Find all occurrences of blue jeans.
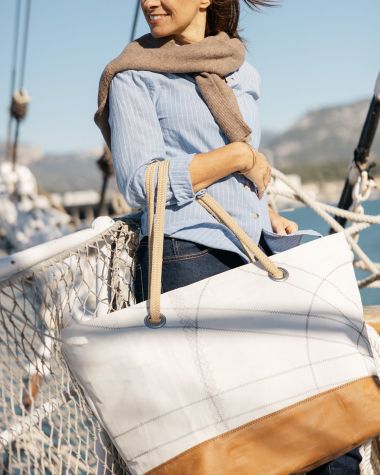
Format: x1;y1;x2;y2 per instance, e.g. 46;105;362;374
134;236;246;301
133;236;362;474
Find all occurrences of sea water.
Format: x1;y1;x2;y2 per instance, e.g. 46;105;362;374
283;198;380;305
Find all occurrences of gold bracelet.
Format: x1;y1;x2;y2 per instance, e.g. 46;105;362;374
238;142;257;175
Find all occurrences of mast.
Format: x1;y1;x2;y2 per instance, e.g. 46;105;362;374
329;72;380;232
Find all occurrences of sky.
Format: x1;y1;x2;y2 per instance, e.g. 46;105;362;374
0;0;379;154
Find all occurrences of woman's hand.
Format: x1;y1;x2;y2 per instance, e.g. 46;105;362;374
268;206;298;235
189;142;272;195
239;146;271;199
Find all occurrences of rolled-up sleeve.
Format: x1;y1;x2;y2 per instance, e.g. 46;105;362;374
108;71;195;209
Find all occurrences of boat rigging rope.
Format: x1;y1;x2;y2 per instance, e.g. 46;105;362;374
7;0;33;168
274;191;380;225
270;168;380;276
4;0;22;162
350;169;377;242
270;168;380;285
18;0;32;93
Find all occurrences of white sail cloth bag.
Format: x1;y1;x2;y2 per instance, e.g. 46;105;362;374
62;160;380;475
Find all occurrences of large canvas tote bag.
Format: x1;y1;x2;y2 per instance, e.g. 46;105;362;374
62;160;380;475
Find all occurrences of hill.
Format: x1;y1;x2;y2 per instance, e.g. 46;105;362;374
261;99;380;182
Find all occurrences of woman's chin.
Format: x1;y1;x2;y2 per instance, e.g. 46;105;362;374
149;28;171;38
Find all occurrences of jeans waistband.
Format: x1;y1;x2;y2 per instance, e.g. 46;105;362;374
139;236;210;259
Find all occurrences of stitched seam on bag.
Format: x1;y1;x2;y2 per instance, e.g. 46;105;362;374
194;278;229;432
146;376;375;473
147;377;375;471
302;260;366;393
163;249;210;262
196;310;366;342
264;259;361;313
130;376;377;463
77;317;369;346
112;351;374;442
235;262;365;343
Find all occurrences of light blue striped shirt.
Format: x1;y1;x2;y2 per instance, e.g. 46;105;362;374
108;61;315;262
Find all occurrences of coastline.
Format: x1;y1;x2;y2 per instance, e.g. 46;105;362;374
274;176;380;208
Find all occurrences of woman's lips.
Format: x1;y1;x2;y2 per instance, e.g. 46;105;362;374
149;14;169;25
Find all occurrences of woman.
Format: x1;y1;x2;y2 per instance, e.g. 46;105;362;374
95;1;362;473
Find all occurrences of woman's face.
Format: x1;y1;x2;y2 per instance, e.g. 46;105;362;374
140;0;211;44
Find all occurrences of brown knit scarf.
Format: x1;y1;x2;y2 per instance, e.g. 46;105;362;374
94;31;252;149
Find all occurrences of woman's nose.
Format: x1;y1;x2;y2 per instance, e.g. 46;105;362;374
142;0;161;8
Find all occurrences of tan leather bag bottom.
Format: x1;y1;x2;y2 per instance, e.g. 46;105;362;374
148;376;380;475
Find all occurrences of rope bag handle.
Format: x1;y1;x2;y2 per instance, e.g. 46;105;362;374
144;160;287;328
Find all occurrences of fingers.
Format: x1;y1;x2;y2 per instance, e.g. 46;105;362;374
259;170;271;199
272;219;287;235
256;164;272;199
277;226;287;236
242;150;271;199
257;180;267;199
270;215;299;235
285;221;298;234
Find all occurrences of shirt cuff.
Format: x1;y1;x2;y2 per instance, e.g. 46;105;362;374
168;153;196;206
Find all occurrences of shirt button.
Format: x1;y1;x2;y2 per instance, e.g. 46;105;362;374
251;212;260;219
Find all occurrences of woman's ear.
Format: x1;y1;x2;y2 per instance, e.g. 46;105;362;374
200;0;212;9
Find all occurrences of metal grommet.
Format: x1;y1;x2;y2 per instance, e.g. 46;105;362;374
144;314;167;329
268;267;289;282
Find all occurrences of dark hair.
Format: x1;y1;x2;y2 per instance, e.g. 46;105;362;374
205;0;276;42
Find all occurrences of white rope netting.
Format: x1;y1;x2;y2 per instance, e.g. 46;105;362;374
0;219;139;474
